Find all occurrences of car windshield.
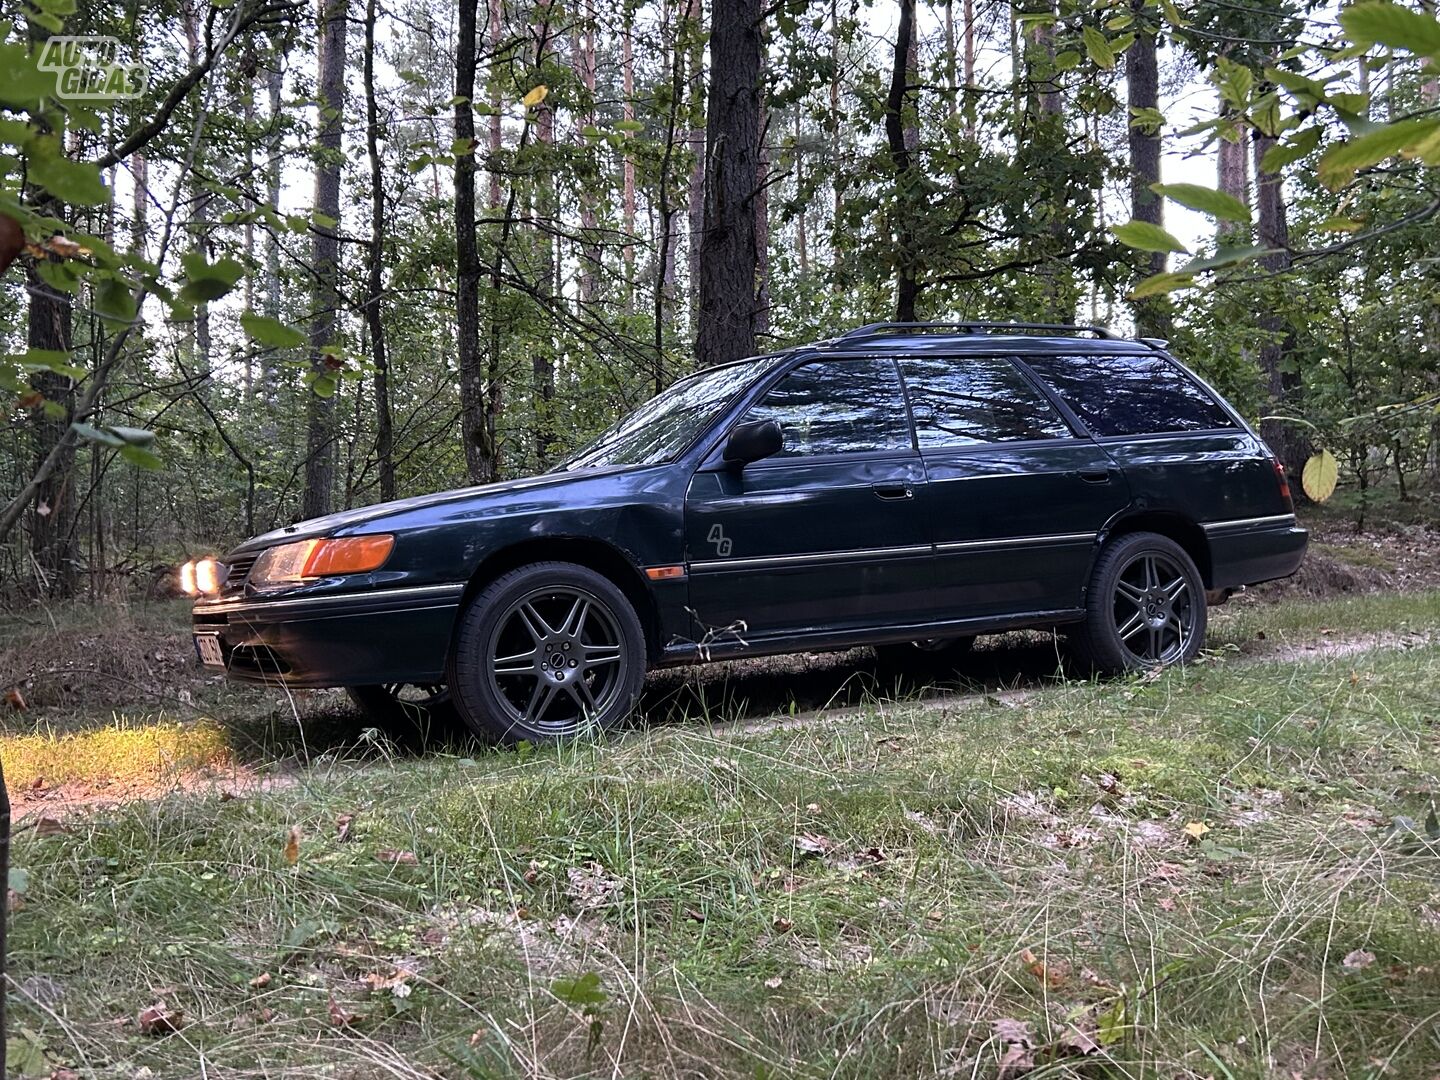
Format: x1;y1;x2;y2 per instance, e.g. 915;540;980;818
558;356;781;471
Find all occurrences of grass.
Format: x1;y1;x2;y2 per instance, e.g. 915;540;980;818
0;715;230;792
5;594;1440;1078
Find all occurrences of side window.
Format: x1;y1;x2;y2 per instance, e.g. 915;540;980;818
900;357;1072;447
743;359;911;457
1024;353;1236;436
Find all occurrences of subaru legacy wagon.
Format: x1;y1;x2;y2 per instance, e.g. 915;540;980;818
187;322;1307;744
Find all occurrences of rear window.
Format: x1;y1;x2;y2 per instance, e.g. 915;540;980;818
1023;353;1235;436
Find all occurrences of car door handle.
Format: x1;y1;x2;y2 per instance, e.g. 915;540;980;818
1070;469;1114;484
871;483;914;501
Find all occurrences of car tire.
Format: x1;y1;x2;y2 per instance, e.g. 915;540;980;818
874;635;976;671
1070;531;1207;675
447;561;647;744
345;684;460;752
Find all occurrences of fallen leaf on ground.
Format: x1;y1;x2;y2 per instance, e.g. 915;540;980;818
282;825;301;865
5;687;26;711
375;849;418;865
1019;948;1068;988
684;907;705;923
335;813;355;842
1058;1025;1101;1056
1157;895;1177;912
50;1068;81;1080
1182;821;1211;841
138;1003;184;1035
1342;948;1376;973
32;817;69;837
360;968;413;991
248;972;272;989
773;916;794;933
763;975;783;989
794;832;832;856
327;994;356;1027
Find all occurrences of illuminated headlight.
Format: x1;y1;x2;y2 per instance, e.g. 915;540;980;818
195;557;228;594
181;558;227;596
249;535;395;589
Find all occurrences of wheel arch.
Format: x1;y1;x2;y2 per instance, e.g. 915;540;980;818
449;536;661;664
1099;510;1213;587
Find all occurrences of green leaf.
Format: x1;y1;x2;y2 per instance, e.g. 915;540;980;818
179;252;244;303
551;971;607;1009
1314;215;1366;233
108;425;155;446
1301;449;1338;503
7;867;29;894
1130;106;1165;133
95;275;136;326
1081;25;1115;70
1176;245;1275;274
119;443;163;470
28;149;109;206
1316;117;1440;189
1150;183;1251;223
1260;126;1322;172
0;42;56;108
1213;57;1254;110
1159;0;1187;28
613;118;645;133
241;311;306;349
1129;271;1194;298
1112;220;1188;254
1339;1;1440;57
71;421;123;447
17;349;85;379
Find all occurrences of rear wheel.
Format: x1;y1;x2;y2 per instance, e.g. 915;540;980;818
1070;531;1206;674
448;561;647;744
345;683;459;751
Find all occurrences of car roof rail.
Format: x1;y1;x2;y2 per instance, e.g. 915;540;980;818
831;320;1123;343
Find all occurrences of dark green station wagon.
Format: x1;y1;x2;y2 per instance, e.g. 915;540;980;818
187;322;1307;744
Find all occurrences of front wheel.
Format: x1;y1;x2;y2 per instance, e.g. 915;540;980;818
1069;532;1206;675
447;561;647;744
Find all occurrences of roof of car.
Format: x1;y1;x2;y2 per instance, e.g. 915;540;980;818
816;332;1155;355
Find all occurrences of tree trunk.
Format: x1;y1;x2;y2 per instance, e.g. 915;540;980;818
1126;1;1169;338
303;0;348;520
456;0;493;484
263;63;283;402
695;0;761;367
1254;128;1309;483
573;0;599;305
962;0;976;138
885;0;920;322
27;252;77;596
754;55;770;338
685;0;705;340
532;0;556;467
1217;104;1250;242
622;14;638;314
364;0;395;501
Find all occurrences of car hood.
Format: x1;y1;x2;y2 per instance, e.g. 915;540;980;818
237;465;636;551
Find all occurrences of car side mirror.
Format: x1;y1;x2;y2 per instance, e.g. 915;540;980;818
722;419;783;467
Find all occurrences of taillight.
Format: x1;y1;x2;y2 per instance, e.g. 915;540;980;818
1271;457;1294;512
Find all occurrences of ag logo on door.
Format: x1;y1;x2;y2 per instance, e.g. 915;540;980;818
707;524;733;557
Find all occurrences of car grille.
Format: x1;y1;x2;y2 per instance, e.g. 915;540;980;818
224;553;259;591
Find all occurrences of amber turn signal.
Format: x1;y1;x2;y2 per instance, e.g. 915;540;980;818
301;534;395;577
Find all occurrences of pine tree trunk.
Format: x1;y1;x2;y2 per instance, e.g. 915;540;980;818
303;0;348;520
1126;2;1169;338
754;58;770;338
364;0;395;500
685;0;705;340
885;0;920;322
532;0;556;467
573;0;599;305
622;16;638;314
27;250;76;596
1217;101;1250;242
456;0;493;483
696;0;761;367
264;65;283;403
1254;128;1310;484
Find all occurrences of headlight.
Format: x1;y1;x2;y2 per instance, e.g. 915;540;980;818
181;557;227;596
249;535;395;588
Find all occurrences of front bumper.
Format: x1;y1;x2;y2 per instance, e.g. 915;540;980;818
192;583;464;688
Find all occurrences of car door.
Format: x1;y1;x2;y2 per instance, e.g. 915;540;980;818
683;357;931;641
899;355;1132;619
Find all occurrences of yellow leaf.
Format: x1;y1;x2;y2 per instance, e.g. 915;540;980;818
520;85;548;108
1183;821;1210;841
1302;449;1339;503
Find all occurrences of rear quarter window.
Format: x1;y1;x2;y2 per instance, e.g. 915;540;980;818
1023;353;1236;437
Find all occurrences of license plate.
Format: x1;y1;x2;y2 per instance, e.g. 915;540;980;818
194;633;225;668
